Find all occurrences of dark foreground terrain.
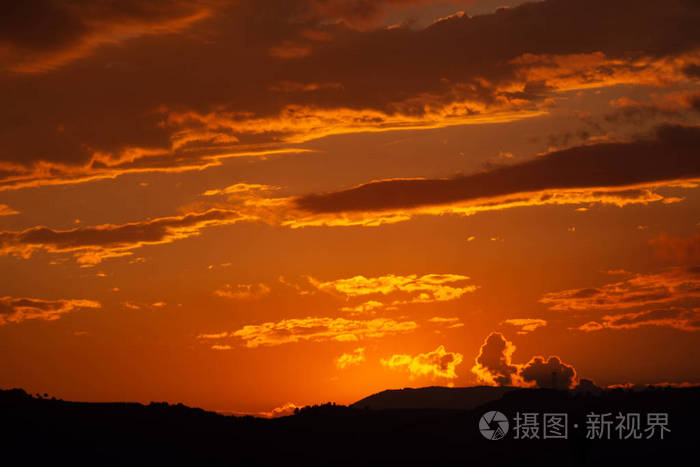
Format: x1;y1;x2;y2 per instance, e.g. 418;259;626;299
1;386;698;466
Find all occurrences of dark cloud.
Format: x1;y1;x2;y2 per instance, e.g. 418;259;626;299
0;296;101;325
0;0;698;189
542;266;700;312
573;378;603;395
472;331;580;388
682;63;700;78
602;92;700;127
611;308;693;326
692;95;700;112
604;106;682;126
578;307;700;333
0;0;210;70
296;124;700;213
302;0;476;29
520;356;577;390
650;234;700;263
0;209;242;264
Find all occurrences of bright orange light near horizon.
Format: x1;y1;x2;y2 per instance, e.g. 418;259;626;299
0;0;698;424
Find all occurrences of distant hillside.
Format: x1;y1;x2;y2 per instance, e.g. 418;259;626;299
351;385;516;410
2;386;699;466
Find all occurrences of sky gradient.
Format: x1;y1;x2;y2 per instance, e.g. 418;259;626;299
1;0;699;415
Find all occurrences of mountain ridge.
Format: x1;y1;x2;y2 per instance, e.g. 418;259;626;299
350;385;518;410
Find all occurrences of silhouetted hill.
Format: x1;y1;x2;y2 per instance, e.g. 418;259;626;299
351;385;516;410
2;386;698;466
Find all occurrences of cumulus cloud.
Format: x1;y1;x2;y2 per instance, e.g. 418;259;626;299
295;125;700;214
0;296;101;325
471;332;578;389
471;332;520;386
519;356;577;390
336;347;366;369
199;317;418;348
381;345;463;380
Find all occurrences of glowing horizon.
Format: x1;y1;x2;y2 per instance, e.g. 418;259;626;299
1;0;699;415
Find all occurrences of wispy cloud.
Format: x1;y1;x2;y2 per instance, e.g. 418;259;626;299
0;204;19;216
501;318;547;335
309;273;476;311
541;267;700;312
0;296;101;325
0;209;245;265
577;308;699;333
199;317;418;348
213;283;271;300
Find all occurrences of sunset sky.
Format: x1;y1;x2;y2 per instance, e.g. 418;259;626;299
1;0;699;415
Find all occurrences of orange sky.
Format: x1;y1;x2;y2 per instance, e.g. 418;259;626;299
1;0;699;415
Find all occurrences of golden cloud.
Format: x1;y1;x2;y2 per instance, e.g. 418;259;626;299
336;347;366;369
199;317;418;348
381;345;463;380
340;300;387;315
511;51;697;94
256;402;299;418
428;316;464;329
210;344;232;351
214;283;271;300
308;273;476;312
163;103;545;152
